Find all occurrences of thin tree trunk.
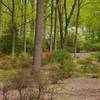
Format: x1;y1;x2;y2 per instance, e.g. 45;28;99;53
63;0;68;49
64;0;77;49
23;0;27;52
57;0;64;49
74;0;80;58
34;0;44;69
50;0;54;51
0;0;2;36
30;2;35;39
20;3;24;36
19;89;22;100
11;0;15;57
54;4;57;50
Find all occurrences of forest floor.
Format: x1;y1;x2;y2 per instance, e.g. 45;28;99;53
51;78;100;100
52;52;100;100
0;52;100;100
0;78;100;100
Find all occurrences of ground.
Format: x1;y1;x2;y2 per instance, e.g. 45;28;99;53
0;52;100;100
51;78;100;100
0;78;100;100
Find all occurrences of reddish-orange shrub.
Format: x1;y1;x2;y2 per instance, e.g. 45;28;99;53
43;51;53;60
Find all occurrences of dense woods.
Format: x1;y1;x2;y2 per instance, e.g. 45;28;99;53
0;0;100;100
0;0;99;54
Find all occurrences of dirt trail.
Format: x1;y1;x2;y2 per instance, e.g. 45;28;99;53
52;78;100;100
0;78;100;100
72;53;90;59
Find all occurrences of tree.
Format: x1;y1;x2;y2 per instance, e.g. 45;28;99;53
23;0;27;52
50;0;54;51
57;0;64;49
0;0;2;36
63;0;77;49
34;0;45;69
11;0;16;57
74;0;81;57
54;1;58;50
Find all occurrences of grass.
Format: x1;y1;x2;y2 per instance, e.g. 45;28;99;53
0;69;16;81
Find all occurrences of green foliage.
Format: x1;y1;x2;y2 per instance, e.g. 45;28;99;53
0;34;34;54
43;50;76;82
91;52;100;62
0;70;16;81
52;50;72;64
48;61;76;83
77;57;100;73
18;52;33;68
18;52;30;60
83;41;100;51
0;34;23;54
63;59;76;78
0;53;32;70
0;34;12;54
10;69;33;90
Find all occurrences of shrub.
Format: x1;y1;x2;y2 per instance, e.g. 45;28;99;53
43;51;53;61
48;62;76;83
91;52;100;62
77;57;100;73
18;52;32;69
0;56;14;70
43;51;76;83
52;50;72;64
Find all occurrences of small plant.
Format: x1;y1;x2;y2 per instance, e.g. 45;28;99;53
43;51;53;61
9;69;33;100
18;52;32;69
77;56;100;74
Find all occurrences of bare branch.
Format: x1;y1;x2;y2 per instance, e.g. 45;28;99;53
68;0;77;24
1;1;12;13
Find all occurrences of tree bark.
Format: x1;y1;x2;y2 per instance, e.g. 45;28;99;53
50;0;54;51
34;0;44;69
23;0;27;52
11;0;15;57
20;2;24;36
54;3;57;50
63;0;68;49
0;0;2;36
64;0;77;49
74;0;80;58
57;0;64;49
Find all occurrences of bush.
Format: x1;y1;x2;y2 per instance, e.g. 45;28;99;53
0;34;34;54
0;56;14;70
77;57;100;73
47;62;76;83
43;50;76;83
91;52;100;62
0;53;33;70
18;52;33;69
51;50;72;64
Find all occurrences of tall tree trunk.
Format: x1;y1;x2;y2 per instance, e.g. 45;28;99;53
30;2;35;39
0;0;2;36
20;2;24;36
57;0;64;49
74;0;80;58
50;0;54;51
23;0;27;52
63;0;68;49
64;0;77;49
54;3;57;50
11;0;15;57
34;0;44;69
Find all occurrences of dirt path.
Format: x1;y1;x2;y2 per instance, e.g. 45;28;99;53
0;78;100;100
52;78;100;100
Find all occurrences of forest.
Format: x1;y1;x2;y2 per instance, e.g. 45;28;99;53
0;0;100;100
